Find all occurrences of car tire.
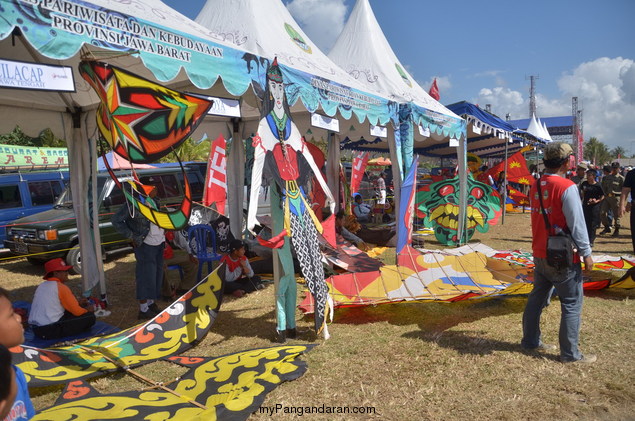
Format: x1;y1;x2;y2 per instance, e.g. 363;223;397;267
66;246;81;275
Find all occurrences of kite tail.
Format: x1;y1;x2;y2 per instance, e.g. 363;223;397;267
289;210;329;336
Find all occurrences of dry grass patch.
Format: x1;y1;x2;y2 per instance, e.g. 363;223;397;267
1;211;634;419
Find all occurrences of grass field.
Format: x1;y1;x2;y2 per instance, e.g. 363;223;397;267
1;212;634;420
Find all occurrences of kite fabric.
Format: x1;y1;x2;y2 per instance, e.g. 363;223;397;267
80;60;213;230
79;61;214;163
247;58;334;338
299;245;532;313
202;134;228;214
299;243;634;314
416;175;502;246
12;264;224;388
485;150;535;185
350;151;370;195
396;156;419;253
32;345;314;421
102;153;194;231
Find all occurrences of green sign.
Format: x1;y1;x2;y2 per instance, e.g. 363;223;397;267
0;144;68;167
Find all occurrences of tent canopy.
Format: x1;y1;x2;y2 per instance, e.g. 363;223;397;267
194;0;398;141
328;0;464;144
414;101;545;158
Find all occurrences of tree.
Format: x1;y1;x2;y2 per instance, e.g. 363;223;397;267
0;126;67;147
611;146;627;160
583;137;611;166
157;137;210;163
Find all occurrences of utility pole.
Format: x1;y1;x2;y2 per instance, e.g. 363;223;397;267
527;75;539;118
572;97;579;164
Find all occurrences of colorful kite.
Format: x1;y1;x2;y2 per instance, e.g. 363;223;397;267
11;265;224;387
32;345;313;421
299;243;634;313
416;175;502;246
79;61;213;230
299;245;532;313
79;61;213;163
247;58;334;339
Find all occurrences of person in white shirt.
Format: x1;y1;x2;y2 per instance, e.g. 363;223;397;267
112;185;165;320
352;193;372;222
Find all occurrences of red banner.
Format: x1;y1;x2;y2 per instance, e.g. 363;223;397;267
429;78;440;101
350;151;369;195
202;134;227;213
486;150;535;185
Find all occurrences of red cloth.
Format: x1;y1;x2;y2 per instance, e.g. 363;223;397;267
272;143;300;181
202;134;227;213
321;214;336;248
220;254;247;272
486;151;535;185
257;229;288;249
530;175;580;263
429;78;440;100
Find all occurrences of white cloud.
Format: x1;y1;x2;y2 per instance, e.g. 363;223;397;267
474;57;635;149
285;0;347;52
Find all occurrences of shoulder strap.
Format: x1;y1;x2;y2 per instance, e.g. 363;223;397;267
536;179;552;234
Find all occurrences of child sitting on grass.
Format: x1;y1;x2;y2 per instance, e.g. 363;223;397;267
0;287;35;420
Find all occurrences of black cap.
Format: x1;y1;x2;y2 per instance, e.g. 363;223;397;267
229;239;245;252
611;162;621;168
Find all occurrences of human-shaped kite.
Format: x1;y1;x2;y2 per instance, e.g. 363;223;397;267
248;58;334;340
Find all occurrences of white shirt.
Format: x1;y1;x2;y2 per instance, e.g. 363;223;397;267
144;223;165;246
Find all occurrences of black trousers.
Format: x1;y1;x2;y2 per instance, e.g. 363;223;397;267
631;210;635;255
32;311;96;339
224;275;262;294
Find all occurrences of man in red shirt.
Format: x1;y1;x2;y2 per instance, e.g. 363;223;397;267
521;142;595;363
28;258;96;339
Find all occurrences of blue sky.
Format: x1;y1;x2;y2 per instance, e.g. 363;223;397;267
163;0;635;151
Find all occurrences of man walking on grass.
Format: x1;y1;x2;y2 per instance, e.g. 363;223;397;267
521;142;596;363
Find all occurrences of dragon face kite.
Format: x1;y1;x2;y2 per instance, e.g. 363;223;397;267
416;175;502;245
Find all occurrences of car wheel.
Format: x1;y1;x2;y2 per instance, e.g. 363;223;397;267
66;246;81;275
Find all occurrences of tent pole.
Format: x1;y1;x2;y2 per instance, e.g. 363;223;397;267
227;117;245;239
326;131;341;211
501;139;509;225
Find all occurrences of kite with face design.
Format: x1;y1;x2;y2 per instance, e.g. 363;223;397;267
416;175;502;246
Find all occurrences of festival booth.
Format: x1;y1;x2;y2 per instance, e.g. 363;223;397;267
193;0;399;217
328;0;466;242
0;0;397;298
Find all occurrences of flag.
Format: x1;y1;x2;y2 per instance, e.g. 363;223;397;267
396;156;419;253
508;187;530;206
350;151;369;195
202;134;227;213
485;150;535;185
429;78;440;101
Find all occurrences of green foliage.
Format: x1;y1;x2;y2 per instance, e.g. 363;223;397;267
583;137;612;165
156;137;209;163
611;146;627;159
0;126;67;147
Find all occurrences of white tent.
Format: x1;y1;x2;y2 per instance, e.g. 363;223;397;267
0;0;397;294
328;0;468;241
194;0;399;211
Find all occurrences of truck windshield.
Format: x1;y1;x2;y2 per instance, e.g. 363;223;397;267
55;178;108;208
